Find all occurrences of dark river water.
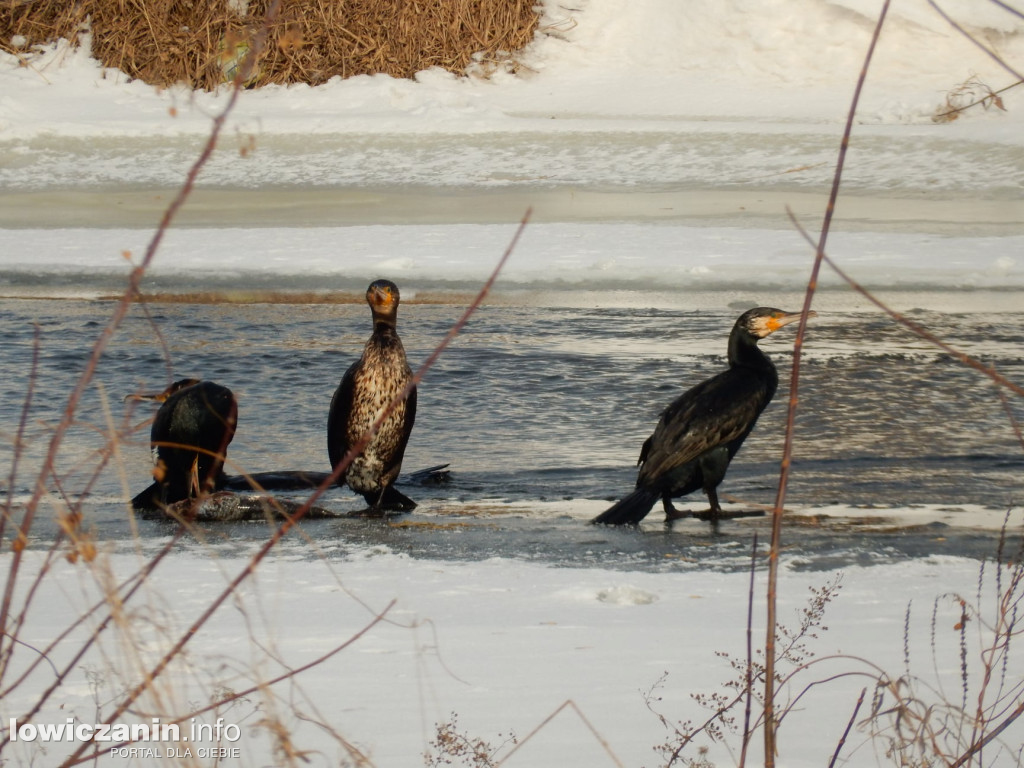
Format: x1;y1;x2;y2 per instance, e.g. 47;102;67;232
1;294;1022;571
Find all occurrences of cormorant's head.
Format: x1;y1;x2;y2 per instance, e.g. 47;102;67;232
366;279;401;322
737;307;816;339
124;378;202;403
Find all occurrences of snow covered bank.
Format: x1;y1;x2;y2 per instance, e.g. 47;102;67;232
2;547;1019;767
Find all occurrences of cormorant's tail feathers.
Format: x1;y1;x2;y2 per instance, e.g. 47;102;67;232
223;470;331;492
131;482;161;512
405;463;451;485
591;487;659;526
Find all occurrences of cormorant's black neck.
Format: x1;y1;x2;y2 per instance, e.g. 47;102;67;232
371;318;403;351
728;329;773;372
372;315;398;335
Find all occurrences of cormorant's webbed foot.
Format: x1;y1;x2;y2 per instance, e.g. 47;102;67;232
699;489;723;531
662;494;691;523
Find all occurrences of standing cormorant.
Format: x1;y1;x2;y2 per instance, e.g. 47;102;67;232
328;279;418;513
127;379;238;511
592;307;815;528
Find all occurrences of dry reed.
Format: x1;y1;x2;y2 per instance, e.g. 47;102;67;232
0;0;539;89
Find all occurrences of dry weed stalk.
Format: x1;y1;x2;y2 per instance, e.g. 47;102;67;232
865;523;1024;767
757;0;1024;764
2;7;275;759
761;0;1024;763
0;0;278;704
644;573;845;767
425;712;518;767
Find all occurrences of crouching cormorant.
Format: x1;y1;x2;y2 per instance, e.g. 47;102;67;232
128;379;237;511
328;279;418;513
128;379;342;521
592;307;815;528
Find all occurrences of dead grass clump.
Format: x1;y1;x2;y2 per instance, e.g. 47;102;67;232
0;0;540;89
933;74;1013;123
0;1;88;55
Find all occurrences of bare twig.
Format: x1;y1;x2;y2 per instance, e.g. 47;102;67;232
925;0;1024;84
65;599;398;763
0;0;283;746
0;4;281;677
2;526;192;748
739;533;758;768
0;324;40;547
764;3;892;764
829;688;866;768
495;699;624;767
783;212;1024;400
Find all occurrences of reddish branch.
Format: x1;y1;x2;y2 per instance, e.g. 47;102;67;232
763;2;892;764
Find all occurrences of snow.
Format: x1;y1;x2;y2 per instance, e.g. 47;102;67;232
2;546;1014;767
2;0;1023;302
4;0;1024;136
1;0;1023;765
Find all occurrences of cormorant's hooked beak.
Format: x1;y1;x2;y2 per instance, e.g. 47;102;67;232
747;309;817;339
123;378;202;404
370;284;396;309
367;280;400;320
766;309;816;333
124;391;166;404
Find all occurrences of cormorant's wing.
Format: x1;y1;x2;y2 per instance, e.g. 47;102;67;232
377;383;417;487
638;370;772;483
637;434;653;467
398;385;417;459
327;360;360;472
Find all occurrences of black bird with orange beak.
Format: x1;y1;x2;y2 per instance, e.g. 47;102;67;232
127;379;238;512
328;279;418;513
593;307;815;528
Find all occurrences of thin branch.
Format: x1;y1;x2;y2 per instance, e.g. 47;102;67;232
0;323;40;547
829;688;866;768
925;0;1024;83
0;5;277;671
764;3;892;765
65;600;397;764
739;533;758;768
2;1;283;732
949;697;1024;768
784;213;1024;400
2;526;192;749
495;699;624;768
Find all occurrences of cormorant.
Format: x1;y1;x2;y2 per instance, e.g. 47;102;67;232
592;307;815;528
127;380;350;522
328;279;418;513
128;379;237;511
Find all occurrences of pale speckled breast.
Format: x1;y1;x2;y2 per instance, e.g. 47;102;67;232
345;336;413;493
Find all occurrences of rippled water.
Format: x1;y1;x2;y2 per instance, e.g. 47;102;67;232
2;294;1022;569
